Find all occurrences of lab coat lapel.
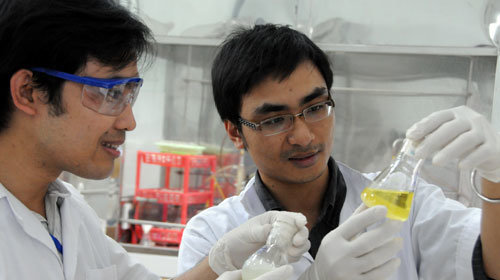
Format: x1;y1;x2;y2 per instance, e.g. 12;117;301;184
0;184;61;261
337;162;373;223
240;177;265;217
61;195;82;279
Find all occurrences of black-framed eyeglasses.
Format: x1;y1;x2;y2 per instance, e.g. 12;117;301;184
238;99;335;136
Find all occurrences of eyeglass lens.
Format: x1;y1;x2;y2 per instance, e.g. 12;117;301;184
81;81;141;116
260;101;332;136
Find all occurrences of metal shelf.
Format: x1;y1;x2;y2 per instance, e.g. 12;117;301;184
154;35;498;56
120;243;179;256
332;86;470;97
155;35;221;47
317;44;497;56
120;218;186;229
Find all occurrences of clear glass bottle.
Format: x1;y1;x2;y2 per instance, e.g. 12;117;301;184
241;216;295;280
361;139;423;221
139;224;154;246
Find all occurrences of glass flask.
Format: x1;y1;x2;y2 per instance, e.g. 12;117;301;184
360;139;423;221
241;216;295;280
139;224;154;246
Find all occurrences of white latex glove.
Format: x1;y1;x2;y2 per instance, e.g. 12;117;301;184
299;205;403;280
406;105;500;183
216;265;294;280
209;211;310;275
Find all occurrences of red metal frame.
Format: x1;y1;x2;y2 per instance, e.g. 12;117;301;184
132;151;216;245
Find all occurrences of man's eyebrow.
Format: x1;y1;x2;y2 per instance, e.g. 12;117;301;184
252;87;328;116
300;87;328;105
253;103;288;116
109;72;140;79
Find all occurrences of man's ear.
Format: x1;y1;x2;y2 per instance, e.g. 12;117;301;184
224;120;245;149
9;69;38;115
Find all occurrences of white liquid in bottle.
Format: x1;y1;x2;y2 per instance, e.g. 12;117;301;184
241;262;276;280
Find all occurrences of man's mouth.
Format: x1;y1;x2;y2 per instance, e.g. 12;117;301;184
286;151;320;168
101;140;124;157
102;142;120;150
289;152;318;161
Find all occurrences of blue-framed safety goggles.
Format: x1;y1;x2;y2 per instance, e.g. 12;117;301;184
31;67;143;116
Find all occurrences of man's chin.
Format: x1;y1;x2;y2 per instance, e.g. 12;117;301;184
72;166;114;180
290;166;328;184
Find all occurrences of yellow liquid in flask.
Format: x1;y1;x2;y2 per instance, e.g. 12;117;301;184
360;188;414;221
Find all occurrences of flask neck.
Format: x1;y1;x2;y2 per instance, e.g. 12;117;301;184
395;139;421;168
396;151;421;169
266;226;288;250
263;218;296;266
390;139;424;188
265;219;294;249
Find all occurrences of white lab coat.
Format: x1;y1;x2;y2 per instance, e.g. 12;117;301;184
0;180;159;280
178;162;481;279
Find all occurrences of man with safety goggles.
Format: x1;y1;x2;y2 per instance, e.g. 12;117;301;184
0;0;158;278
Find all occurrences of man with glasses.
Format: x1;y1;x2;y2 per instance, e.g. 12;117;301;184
178;24;500;279
0;1;311;279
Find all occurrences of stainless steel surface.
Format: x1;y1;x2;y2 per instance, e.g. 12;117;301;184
470;169;500;203
332;86;469;97
120;243;179;256
316;44;496;56
120;218;186;229
155;35;498;55
331;52;494;171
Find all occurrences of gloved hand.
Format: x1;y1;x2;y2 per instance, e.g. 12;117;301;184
406;105;500;183
299;205;403;280
216;265;294;280
209;211;310;275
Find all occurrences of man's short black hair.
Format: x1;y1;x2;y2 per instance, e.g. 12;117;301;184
0;0;154;132
211;24;333;125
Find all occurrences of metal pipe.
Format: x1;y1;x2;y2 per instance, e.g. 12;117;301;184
120;218;186;229
332;86;469;97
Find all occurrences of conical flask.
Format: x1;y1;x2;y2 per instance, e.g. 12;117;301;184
361;139;423;221
241;216;295;280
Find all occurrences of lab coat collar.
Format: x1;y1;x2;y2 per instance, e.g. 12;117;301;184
47;180;71;198
336;162;373;223
50;179;83;279
0;182;62;262
60;195;81;279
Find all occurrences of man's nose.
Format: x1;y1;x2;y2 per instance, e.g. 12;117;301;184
115;104;136;131
286;115;314;146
